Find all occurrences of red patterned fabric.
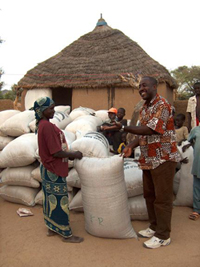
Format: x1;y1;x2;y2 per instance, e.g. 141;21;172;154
138;94;180;170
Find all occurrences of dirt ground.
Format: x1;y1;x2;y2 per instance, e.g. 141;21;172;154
0;197;200;267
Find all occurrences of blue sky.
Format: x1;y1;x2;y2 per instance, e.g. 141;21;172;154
1;0;200;90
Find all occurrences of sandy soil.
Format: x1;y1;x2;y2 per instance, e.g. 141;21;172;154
0;197;200;267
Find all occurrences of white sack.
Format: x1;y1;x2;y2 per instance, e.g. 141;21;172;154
128;195;148;221
0;110;21;128
65;119;96;136
69;106;95;121
0;133;38;168
54;105;71;115
50;111;72;129
74;155;137;239
123;159;143;197
0;136;15;150
94;110;109;122
67;168;81;188
25;88;52;110
173;141;194;207
69;132;110;158
0;185;39;206
31;165;42;182
0;110;35;137
74;115;103;126
69;190;83;212
62;130;76;146
0;165;40;188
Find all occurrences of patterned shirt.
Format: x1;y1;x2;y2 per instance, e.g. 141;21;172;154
138;94;180;170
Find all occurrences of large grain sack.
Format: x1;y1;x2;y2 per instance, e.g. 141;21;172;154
73;115;103;139
173;141;194;207
123;159;143;197
69;190;83;212
69;107;95;121
74;155;137;239
54;105;71;115
50;111;72;129
67;168;81;188
0;185;39;206
0;109;21;128
65;119;96;136
94;110;109;122
0;136;15;150
25;88;52;110
0;133;38;168
74;115;103;126
69;132;110;158
128;195;148;221
0;110;35;137
0;165;40;188
31;165;42;182
62;130;76;146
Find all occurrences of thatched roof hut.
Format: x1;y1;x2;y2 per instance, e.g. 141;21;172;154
17;16;177;118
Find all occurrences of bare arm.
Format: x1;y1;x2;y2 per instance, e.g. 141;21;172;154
102;122;156;135
187;112;191;133
122;136;139;157
53;150;83;160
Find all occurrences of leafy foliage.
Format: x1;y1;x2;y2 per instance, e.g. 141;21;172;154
171;66;200;100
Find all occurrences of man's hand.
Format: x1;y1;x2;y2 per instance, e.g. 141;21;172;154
122;146;132;157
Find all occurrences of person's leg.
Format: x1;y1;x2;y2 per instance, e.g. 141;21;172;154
193;176;200;213
142;170;157;231
151;161;177;240
189;175;200;220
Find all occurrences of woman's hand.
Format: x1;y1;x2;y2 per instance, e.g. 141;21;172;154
69;151;83;160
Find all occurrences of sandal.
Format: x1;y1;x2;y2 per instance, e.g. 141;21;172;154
189;212;199;221
62;235;84;243
46;229;57;236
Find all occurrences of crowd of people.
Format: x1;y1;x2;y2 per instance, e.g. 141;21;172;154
33;78;200;249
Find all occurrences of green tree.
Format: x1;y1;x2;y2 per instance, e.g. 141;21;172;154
171;66;200;100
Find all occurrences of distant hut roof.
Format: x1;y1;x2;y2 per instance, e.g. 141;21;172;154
17;16;177;90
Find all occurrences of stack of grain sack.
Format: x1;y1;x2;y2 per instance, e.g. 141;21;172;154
0;104;193;237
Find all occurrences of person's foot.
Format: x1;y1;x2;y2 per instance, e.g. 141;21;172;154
189;211;199;221
62;235;84;243
138;227;155;238
143;236;171;249
46;229;56;236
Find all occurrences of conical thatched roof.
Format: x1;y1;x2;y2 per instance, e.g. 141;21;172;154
17;16;177;90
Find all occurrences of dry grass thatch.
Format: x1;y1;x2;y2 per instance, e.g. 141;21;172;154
17;17;177;90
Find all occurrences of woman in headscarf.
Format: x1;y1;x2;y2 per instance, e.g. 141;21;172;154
33;97;84;243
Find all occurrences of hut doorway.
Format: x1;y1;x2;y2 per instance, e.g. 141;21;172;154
52;87;72;108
